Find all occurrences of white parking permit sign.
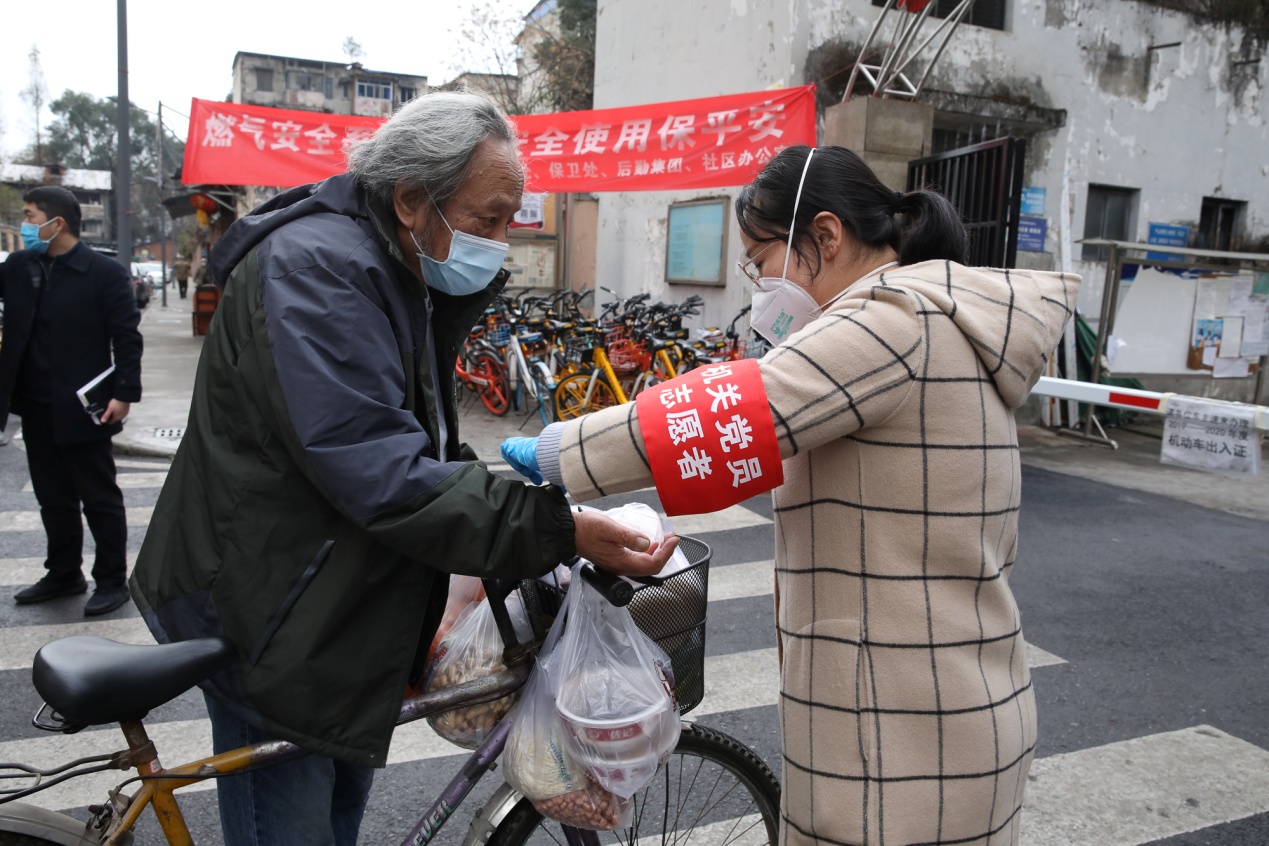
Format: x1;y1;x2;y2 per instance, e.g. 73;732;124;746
1160;396;1261;476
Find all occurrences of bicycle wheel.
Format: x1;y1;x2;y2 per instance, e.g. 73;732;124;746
0;801;94;845
532;366;557;426
555;373;618;421
486;722;780;846
472;349;511;416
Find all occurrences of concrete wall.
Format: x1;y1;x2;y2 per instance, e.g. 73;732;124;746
592;0;1269;331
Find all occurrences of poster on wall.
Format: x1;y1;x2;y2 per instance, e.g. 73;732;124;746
504;241;556;288
666;199;727;285
1146;223;1190;262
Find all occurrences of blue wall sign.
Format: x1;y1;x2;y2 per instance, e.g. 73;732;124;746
1017;216;1047;252
1020;186;1046;216
1146;222;1190;262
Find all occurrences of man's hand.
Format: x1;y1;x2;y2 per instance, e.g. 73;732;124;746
100;400;130;425
573;509;679;578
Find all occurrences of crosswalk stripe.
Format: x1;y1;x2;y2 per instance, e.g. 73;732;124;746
22;472;168;493
0;555;139;589
2;618;153;672
0;507;153;532
0;559;1068;672
1020;724;1269;845
667;504;772;535
114;459;172;470
1;640;1071;814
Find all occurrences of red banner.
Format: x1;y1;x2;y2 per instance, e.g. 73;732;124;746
181;85;817;192
635;360;783;517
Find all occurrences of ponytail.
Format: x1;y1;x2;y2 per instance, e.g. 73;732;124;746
893;189;970;266
739;146;971;270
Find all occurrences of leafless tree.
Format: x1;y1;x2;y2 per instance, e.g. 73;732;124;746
343;37;365;63
20;45;48;165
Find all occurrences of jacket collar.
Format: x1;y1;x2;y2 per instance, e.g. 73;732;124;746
54;241;91;274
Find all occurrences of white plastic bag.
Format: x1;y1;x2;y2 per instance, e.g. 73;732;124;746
424;592;533;749
578;503;692;580
551;562;680;799
504;591;634;830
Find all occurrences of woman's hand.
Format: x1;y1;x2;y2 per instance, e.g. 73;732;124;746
573;509;679;578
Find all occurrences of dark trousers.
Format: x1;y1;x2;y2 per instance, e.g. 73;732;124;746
205;694;374;846
20;404;128;588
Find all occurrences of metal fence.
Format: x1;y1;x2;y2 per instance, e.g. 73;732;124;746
906;136;1026;268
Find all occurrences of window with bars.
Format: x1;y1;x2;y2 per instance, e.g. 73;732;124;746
1196;197;1245;252
1082;185;1139;262
870;0;1007;31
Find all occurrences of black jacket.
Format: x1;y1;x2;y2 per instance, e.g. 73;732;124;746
0;244;143;443
131;174;575;766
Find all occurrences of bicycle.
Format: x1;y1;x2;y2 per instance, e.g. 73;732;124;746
455;325;511;417
0;538;781;846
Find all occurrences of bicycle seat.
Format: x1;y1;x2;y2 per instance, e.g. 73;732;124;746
33;636;234;726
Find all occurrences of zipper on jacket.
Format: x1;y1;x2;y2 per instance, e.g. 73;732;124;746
248;539;335;667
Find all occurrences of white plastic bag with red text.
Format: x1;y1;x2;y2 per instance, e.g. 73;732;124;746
550;562;679;799
504;589;634;830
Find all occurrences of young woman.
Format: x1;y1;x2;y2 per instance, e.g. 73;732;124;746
505;145;1080;846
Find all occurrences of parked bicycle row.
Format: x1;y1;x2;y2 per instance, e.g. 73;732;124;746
454;287;772;424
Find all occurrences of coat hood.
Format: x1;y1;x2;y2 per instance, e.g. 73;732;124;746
869;260;1080;408
207;174;377;288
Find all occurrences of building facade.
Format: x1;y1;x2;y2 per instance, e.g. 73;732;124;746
1;164;114;247
588;0;1268;336
231;52;428;118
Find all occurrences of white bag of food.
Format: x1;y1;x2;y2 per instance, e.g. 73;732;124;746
504;590;633;830
551;562;680;799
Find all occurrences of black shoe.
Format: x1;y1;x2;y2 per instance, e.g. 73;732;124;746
14;576;89;605
84;586;131;617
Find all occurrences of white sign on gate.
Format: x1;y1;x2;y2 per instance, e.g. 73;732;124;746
1160;396;1261;476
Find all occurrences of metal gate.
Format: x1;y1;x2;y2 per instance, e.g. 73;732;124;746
906;136;1026;268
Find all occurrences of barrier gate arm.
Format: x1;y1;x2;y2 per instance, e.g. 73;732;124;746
1030;376;1269;449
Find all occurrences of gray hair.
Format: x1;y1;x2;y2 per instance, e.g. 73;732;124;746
345;90;519;209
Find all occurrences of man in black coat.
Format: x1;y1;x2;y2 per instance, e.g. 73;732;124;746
0;186;143;616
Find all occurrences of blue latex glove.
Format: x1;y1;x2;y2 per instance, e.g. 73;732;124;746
501;437;543;485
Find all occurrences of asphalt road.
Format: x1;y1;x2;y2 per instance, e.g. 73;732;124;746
0;426;1266;845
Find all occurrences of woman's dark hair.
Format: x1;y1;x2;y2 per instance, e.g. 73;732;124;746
22;186;82;238
735;145;968;271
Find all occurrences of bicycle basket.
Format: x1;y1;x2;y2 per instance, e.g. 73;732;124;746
489;323;512;348
608;339;651;373
519;535;710;715
564;335;596;365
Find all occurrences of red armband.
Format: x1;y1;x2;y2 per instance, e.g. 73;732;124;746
634;359;783;516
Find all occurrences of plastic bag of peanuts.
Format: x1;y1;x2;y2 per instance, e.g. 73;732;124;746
423;592;533;749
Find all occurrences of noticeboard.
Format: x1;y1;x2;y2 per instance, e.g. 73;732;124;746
665;199;728;286
1017;216;1047;252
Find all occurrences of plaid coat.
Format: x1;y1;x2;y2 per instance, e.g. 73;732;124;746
551;260;1080;846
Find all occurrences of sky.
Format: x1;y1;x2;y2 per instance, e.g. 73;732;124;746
0;0;541;160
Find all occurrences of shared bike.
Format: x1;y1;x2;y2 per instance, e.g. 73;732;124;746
0;538;781;846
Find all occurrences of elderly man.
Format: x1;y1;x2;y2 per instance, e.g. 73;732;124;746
129;92;676;846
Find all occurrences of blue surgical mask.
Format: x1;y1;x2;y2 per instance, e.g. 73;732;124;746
411;207;508;297
20;219;57;254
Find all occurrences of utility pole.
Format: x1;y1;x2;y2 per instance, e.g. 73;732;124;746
115;0;131;271
156;101;167;307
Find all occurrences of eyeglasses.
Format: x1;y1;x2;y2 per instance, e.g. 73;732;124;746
736;241;779;284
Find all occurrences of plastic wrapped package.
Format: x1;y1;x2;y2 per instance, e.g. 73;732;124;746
423;592;533;749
